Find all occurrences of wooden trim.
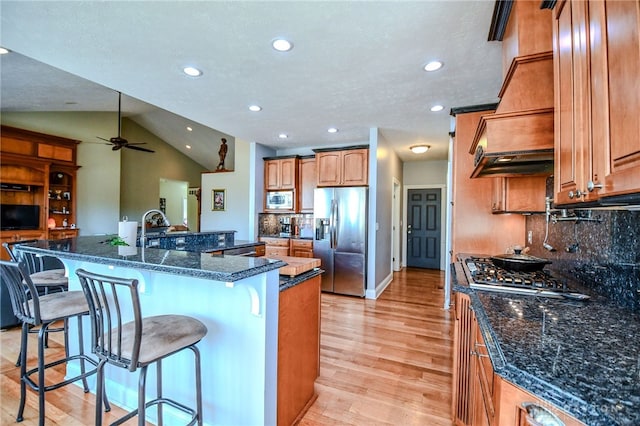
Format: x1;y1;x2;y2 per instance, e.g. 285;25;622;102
488;0;514;41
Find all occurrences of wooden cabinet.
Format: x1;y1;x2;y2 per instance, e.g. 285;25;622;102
278;274;321;425
290;238;313;258
315;147;368;187
0;230;47;260
260;237;290;257
491;176;547;214
452;292;474;425
298;156;316;213
552;0;640;205
496;379;584;426
471;313;495;426
265;157;298;191
48;229;79;240
1;126;80;243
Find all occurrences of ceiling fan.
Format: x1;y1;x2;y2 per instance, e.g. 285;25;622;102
97;91;155;153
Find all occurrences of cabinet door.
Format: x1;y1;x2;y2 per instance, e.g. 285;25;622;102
299;158;316;212
589;0;640;197
553;0;593;204
0;231;47;260
341;149;368;186
452;292;474;424
316;152;342;187
265;160;282;190
492;177;547;213
279;158;297;190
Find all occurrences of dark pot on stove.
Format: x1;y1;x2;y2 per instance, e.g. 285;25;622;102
490;249;551;272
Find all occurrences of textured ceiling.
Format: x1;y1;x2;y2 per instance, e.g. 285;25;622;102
0;1;503;169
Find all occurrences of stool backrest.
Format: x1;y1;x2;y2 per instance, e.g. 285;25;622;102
3;240;61;274
0;259;42;325
75;269;142;371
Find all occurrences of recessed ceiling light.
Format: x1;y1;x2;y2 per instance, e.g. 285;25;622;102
186;145;192;149
327;127;338;133
183;66;202;77
272;38;293;52
186;126;193;132
430;105;444;112
410;145;430;154
0;47;10;55
249;105;262;112
278;133;288;139
424;61;443;72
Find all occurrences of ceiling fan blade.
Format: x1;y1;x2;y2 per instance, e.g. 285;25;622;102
125;145;155;153
96;136;112;143
112;145;123;151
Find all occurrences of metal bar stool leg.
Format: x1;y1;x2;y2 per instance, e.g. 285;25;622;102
37;326;47;426
192;345;203;426
157;360;163;426
16;322;29;422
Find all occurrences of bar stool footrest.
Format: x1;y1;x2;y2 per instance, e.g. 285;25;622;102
22;354;99;393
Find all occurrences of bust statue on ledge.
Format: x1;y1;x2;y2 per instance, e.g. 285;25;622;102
216;138;228;171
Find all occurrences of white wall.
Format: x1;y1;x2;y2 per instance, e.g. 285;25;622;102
200;138;255;240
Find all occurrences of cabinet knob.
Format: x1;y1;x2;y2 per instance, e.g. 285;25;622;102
587;180;603;192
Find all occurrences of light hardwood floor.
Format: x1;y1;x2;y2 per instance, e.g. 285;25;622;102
1;267;453;425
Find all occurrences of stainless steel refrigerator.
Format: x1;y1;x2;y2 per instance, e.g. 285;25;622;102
313;187;367;296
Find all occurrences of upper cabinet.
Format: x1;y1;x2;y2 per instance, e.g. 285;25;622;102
552;0;640;205
298;156;316;213
315;147;369;187
264;157;298;191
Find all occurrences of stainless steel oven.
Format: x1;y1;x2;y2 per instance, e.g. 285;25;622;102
266;191;293;210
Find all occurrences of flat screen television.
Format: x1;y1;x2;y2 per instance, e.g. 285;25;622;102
1;204;40;230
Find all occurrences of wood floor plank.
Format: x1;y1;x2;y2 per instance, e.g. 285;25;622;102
0;267;453;425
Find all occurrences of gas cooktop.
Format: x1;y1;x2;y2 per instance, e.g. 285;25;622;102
461;256;590;300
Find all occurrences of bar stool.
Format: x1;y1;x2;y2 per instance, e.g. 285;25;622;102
3;240;68;294
3;241;69;366
0;260;109;426
76;268;208;426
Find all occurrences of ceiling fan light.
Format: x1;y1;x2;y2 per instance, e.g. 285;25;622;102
410;145;430;154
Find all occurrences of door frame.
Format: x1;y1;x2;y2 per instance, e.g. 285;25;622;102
403;184;447;270
392;178;401;272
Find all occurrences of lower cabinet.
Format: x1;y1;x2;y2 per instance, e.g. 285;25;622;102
260;237;290;257
0;230;47;260
290;238;313;258
453;292;585;426
48;228;78;240
278;274;321;425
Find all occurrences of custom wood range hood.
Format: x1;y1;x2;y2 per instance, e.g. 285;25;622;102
470;52;555;178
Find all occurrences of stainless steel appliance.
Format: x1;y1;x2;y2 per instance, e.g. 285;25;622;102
265;191;293;210
314;187;367;296
460;255;589;300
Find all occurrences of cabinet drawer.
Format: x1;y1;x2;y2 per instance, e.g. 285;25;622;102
290;239;312;248
260;237;289;247
265;246;289;257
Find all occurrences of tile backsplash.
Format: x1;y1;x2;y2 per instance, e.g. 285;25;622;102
526;210;639;311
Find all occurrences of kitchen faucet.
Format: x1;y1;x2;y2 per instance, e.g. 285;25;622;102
140;209;170;248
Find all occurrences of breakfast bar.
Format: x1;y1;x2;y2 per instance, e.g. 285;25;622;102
15;236;322;426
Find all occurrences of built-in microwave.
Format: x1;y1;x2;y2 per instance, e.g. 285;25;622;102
266;191;294;210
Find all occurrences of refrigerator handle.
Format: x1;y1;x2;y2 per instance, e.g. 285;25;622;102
330;199;338;248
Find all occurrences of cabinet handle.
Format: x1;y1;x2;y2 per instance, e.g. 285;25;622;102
521;402;564;426
470;350;490;358
587;180;603;192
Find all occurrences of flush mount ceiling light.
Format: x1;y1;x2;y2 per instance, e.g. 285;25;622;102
183;66;202;77
430;104;444;112
0;47;10;55
272;38;293;52
423;60;443;72
410;145;430;154
278;133;288;139
327;127;338;133
249;105;262;112
185;145;192;149
186;126;193;132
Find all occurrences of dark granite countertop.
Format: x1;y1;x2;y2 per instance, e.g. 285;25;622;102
279;268;324;291
16;236;285;283
452;261;640;425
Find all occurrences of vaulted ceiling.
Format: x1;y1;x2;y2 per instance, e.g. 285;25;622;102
0;1;503;170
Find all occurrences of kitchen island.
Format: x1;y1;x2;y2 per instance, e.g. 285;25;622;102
452;260;640;426
15;236;323;426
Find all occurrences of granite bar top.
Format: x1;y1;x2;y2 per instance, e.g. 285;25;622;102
16;236;285;283
452;261;640;425
279;268;324;291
